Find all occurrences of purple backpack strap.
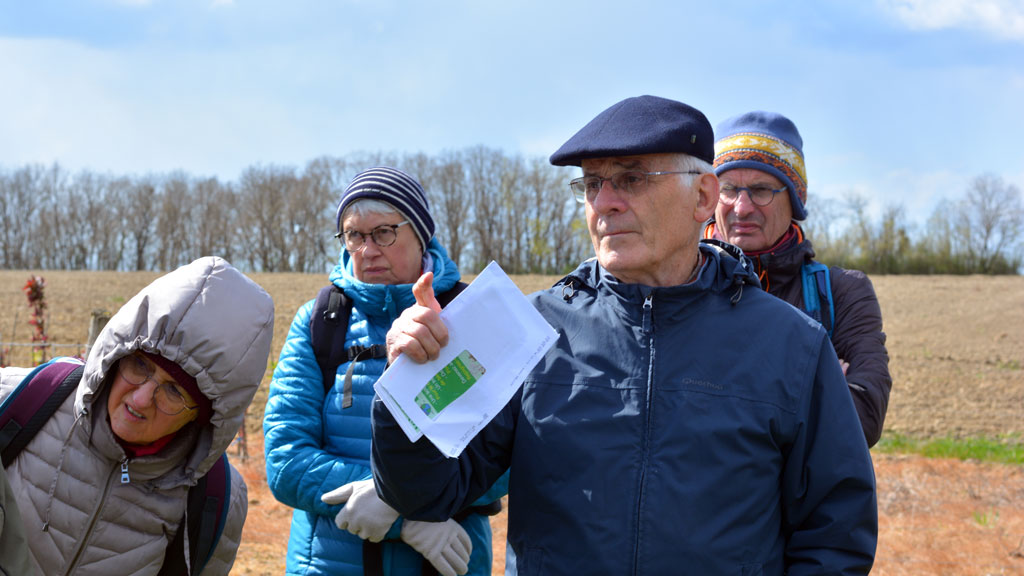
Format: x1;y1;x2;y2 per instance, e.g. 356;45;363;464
0;358;85;467
158;453;231;575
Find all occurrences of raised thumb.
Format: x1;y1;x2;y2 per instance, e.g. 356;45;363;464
413;272;442;313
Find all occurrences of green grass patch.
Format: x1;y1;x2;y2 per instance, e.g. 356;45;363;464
972;509;999;527
873;433;1024;465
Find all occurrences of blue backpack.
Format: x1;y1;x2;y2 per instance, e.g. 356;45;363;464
0;357;230;576
801;262;835;338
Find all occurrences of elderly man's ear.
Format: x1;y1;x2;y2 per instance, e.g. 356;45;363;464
693;172;719;222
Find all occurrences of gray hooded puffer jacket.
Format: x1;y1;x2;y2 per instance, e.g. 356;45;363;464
0;257;274;576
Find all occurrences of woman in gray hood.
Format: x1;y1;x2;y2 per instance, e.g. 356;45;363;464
0;256;274;575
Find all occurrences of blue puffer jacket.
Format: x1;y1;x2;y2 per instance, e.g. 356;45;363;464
373;241;877;575
265;239;507;576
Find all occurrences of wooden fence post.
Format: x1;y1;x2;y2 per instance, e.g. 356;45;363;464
86;309;111;358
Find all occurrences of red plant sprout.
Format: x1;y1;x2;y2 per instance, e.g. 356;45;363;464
23;276;48;365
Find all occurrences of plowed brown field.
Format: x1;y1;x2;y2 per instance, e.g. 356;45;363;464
1;271;1022;575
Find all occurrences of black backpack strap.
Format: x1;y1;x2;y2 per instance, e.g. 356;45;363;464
159;454;231;576
314;280;469;410
437;281;468;308
363;540;385;576
310;284;355;397
1;359;84;468
341;345;387;409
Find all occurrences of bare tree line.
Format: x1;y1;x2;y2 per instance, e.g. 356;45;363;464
2;154;1020;275
805;174;1024;274
0;149;589;275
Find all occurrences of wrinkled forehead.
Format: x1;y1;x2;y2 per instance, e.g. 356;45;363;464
580;153;676;175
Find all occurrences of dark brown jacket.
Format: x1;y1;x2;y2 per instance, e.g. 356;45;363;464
747;226;892;447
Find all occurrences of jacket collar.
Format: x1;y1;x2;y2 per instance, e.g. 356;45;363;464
556;241;760;304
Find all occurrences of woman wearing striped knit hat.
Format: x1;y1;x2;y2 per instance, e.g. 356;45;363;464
264;166;507;576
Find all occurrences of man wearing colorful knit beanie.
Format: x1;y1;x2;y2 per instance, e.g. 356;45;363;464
706;111;892;447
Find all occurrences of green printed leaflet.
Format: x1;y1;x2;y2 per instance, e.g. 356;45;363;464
414;349;486;420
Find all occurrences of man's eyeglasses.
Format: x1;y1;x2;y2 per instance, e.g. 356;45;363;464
718;184;787;207
568;171;701;203
118;354;197;416
336;221;410;252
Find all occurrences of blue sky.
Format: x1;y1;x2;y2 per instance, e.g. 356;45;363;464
2;0;1023;227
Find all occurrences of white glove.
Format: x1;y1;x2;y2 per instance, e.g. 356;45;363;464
321;478;400;542
401;519;472;576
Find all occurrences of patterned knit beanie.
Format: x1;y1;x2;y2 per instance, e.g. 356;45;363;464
335;166;435;250
713;111;808;220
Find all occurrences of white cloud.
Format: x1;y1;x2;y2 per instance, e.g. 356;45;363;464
878;0;1024;41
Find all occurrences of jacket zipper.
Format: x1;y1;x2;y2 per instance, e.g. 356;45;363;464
634;293;655;575
64;457;128;575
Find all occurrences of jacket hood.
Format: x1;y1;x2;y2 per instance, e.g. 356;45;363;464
78;256;275;479
699;238;761;293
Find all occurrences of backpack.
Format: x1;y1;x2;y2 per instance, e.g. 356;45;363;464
801;262;835;338
309;282;468;404
0;357;230;576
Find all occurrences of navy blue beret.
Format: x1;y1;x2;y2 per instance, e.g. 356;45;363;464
549;95;714;167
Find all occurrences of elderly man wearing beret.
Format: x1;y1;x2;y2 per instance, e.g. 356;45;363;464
371;96;878;575
705;111;892;447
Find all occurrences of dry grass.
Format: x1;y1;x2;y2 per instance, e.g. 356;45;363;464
1;270;1022;574
874;454;1024;575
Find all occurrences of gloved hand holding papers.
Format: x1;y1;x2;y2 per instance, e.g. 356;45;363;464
374;261;558;458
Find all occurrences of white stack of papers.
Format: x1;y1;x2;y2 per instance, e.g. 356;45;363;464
375;261;558;458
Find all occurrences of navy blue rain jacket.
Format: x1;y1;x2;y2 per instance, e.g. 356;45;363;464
372;241;877;575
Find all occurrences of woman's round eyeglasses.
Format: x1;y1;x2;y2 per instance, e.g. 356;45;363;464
118;354;197;416
336;221;410;252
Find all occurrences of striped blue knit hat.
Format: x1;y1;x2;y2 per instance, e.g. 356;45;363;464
335;166;435;250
